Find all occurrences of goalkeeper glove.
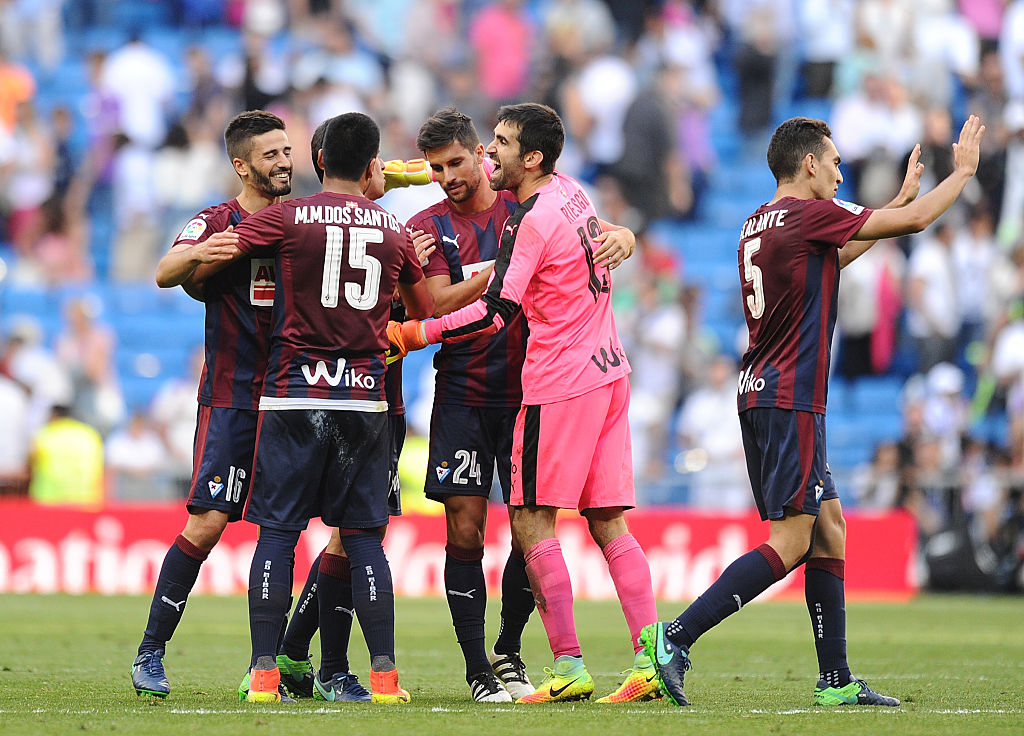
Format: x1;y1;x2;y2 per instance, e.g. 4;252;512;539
385;319;428;363
383;159;435;192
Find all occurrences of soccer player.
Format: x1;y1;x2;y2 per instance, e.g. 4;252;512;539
204;111;433;704
131;110;292;700
271;116;412;704
392;103;658;704
638;115;985;707
406;106;534;703
408;106;639;703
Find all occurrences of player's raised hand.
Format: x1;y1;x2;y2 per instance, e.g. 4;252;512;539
592;227;636;270
895;143;924;206
193;227;240;263
952;114;985;177
409;228;436;266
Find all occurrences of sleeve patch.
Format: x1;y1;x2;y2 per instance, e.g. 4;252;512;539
178;218;208;241
831;198;865;215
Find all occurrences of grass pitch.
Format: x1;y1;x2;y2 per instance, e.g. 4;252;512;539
0;593;1021;736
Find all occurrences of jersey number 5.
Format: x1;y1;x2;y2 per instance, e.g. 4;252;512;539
321;225;382;310
742;237;764;319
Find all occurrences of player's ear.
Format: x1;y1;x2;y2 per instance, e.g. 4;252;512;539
232;157;248;178
475;143;485;162
316;148;324;172
804;153;816;177
523;149;543;171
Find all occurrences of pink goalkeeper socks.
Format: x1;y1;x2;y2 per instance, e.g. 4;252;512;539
603;533;658;653
524;538;581;659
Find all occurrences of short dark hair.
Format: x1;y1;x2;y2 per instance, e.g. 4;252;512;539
224;110;286;162
321;112;380;182
416;106;480;154
766;117;833;183
310;117;332;183
495;103;563;175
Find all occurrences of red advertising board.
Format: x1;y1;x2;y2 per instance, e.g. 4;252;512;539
0;502;917;600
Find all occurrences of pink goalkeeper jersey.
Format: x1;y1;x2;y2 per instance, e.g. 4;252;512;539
424;172;630;404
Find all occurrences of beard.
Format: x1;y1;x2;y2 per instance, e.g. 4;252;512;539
252;166;292;198
488;156;523;192
445;173;481;203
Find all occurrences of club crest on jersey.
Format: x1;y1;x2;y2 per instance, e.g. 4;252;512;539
435;462;451;483
178;218;208;241
831;198;865;215
208;476;224;498
250;258;275;306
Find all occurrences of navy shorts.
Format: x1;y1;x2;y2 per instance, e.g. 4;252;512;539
739;407;838;521
387;412;405;516
424;404;517;503
186;405;257;521
244;409;390;531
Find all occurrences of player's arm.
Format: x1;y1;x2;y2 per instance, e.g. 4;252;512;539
409;224;492;316
840;144;924;269
850;115;984;242
398;278;434;320
155;228;239;288
394;229;435;320
592;219;636;270
425;271;492;317
388;219;541;357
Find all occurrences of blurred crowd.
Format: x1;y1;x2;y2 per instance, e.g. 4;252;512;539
0;0;1021;588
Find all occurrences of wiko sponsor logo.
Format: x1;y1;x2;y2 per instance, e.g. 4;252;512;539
737;367;765;395
301;359;377;389
590;338;623;374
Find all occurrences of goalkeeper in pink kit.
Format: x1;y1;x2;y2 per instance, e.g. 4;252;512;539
394;103;660;703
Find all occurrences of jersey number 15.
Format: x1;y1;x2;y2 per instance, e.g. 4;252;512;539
321;225;383;310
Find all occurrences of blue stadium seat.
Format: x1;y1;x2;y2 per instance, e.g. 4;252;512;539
828;377;852;413
701;189;762;228
0;285;52;317
850;376;906;415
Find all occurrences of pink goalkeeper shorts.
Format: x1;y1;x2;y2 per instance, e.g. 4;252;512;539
510;376;635;510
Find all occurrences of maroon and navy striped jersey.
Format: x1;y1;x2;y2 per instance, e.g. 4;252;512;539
737;196;872;414
233;191;424;410
408;190;527;407
172;199;273;411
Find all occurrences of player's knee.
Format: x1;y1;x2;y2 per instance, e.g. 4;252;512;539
182;511;229;551
583;511;627;549
448;516;485;549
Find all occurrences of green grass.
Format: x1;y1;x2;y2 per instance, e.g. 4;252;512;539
0;594;1022;735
